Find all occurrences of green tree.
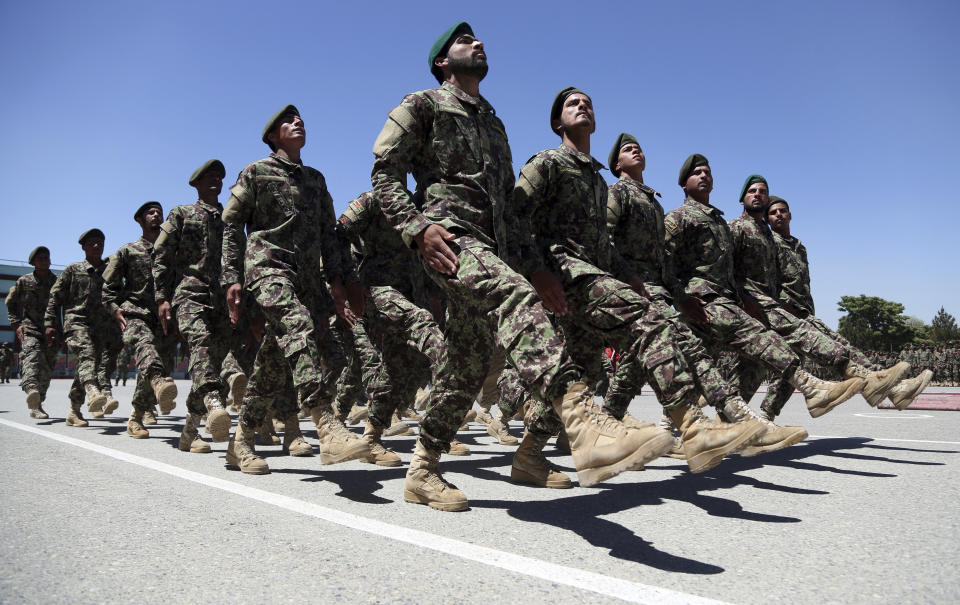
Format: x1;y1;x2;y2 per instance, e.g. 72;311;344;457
837;295;914;351
931;307;960;343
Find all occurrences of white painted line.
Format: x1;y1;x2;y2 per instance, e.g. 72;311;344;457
808;434;960;445
852;413;933;419
0;418;731;605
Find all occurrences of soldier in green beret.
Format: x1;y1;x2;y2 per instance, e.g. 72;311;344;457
103;201;180;438
44;229;122;426
6;246;58;418
220;104;369;474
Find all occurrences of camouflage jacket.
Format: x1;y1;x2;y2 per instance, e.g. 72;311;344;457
371;82;517;258
102;237;157;319
663;198;739;302
337;190;422;295
770;230;814;315
222;153;344;293
512;144;632;283
606;176;670;299
44;259;111;333
154;200;225;307
5;271;57;335
728;212;780;307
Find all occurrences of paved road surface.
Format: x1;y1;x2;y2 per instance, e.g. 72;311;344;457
1;380;957;605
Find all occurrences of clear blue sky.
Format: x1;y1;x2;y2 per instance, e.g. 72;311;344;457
1;1;957;329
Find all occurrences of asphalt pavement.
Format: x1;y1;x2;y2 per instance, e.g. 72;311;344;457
1;379;957;605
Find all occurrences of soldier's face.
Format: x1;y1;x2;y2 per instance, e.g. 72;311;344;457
139;207;164;229
558;93;595;135
443;34;488;80
766;201;791;233
684;165;713;195
269;113;306;150
617;143;645;174
742;182;769;213
32;252;50;271
194;171;223;197
82;237;104;259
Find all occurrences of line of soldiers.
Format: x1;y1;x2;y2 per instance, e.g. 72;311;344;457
3;21;936;512
897;344;960;386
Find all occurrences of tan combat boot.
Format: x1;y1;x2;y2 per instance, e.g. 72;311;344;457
657;412;685;459
511;431;572;488
384;412;415;437
476;409;519;445
361;422;402;467
553;382;674;487
150;376;178;414
65;401;89;427
30;402;50;420
789;368;865;418
142;406;158;425
413;387;430;411
719;398;808;458
844;361;910;407
403;440;468;511
555;428;571;453
447;439;470;456
458;409;477;431
102;389;120;416
258;409;281;445
226;372;247;411
667;403;766;473
346;404;369;425
225;424;269;474
126;409;149;439
281;412;314;456
84;382;107;413
26;390;42;410
178;412;211;453
400;406;422;422
311;409;372;465
888;370;933;410
204;392;231;442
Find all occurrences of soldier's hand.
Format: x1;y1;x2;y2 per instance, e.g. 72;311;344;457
226;283;243;326
44;327;57;348
415;225;459;276
345;281;366;318
114;308;127;331
330;280;357;328
157;301;173;335
15;325;23;342
677;296;708;325
529;269;568;316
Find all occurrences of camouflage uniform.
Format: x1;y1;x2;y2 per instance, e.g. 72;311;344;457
337;190;447;430
512;146;698;421
154;199;234;415
6;271;58;399
116;346;133;386
221;152;346;425
663;199;801;390
44;259;122;406
604;176;740;417
103;237;177;412
0;344;12;382
371;82;580;452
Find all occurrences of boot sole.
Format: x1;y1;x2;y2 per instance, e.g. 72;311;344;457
206;409;232;442
510;466;572;489
686;422;766;473
577;431;675;487
319;441;372;465
87;394;106;413
403;489;469;511
891;371;933;410
740;427;809;457
229;374;247;405
862;364;910;407
103;399;119;415
808;378;865;418
155;383;178;414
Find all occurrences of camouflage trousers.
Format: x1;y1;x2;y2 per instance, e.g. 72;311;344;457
419;237;579;451
364;286;445;431
604;295;736;417
332;319;378;413
560;274;698;417
176;297;233;413
65;320;122;405
19;330;57;400
123;315;178;412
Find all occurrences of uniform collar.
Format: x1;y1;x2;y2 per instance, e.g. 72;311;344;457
441;81;495;114
269;152;304;171
558;143;604;171
196;199;224;214
618;175;660;197
684;196;724;218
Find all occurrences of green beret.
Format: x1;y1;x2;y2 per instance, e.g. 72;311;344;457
550;87;590;135
678;153;709;186
133;201;163;222
428;21;473;84
767;195;789;211
608;133;639;177
739;174;768;202
78;228;105;245
189;159;226;186
27;246;49;264
261;104;300;145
